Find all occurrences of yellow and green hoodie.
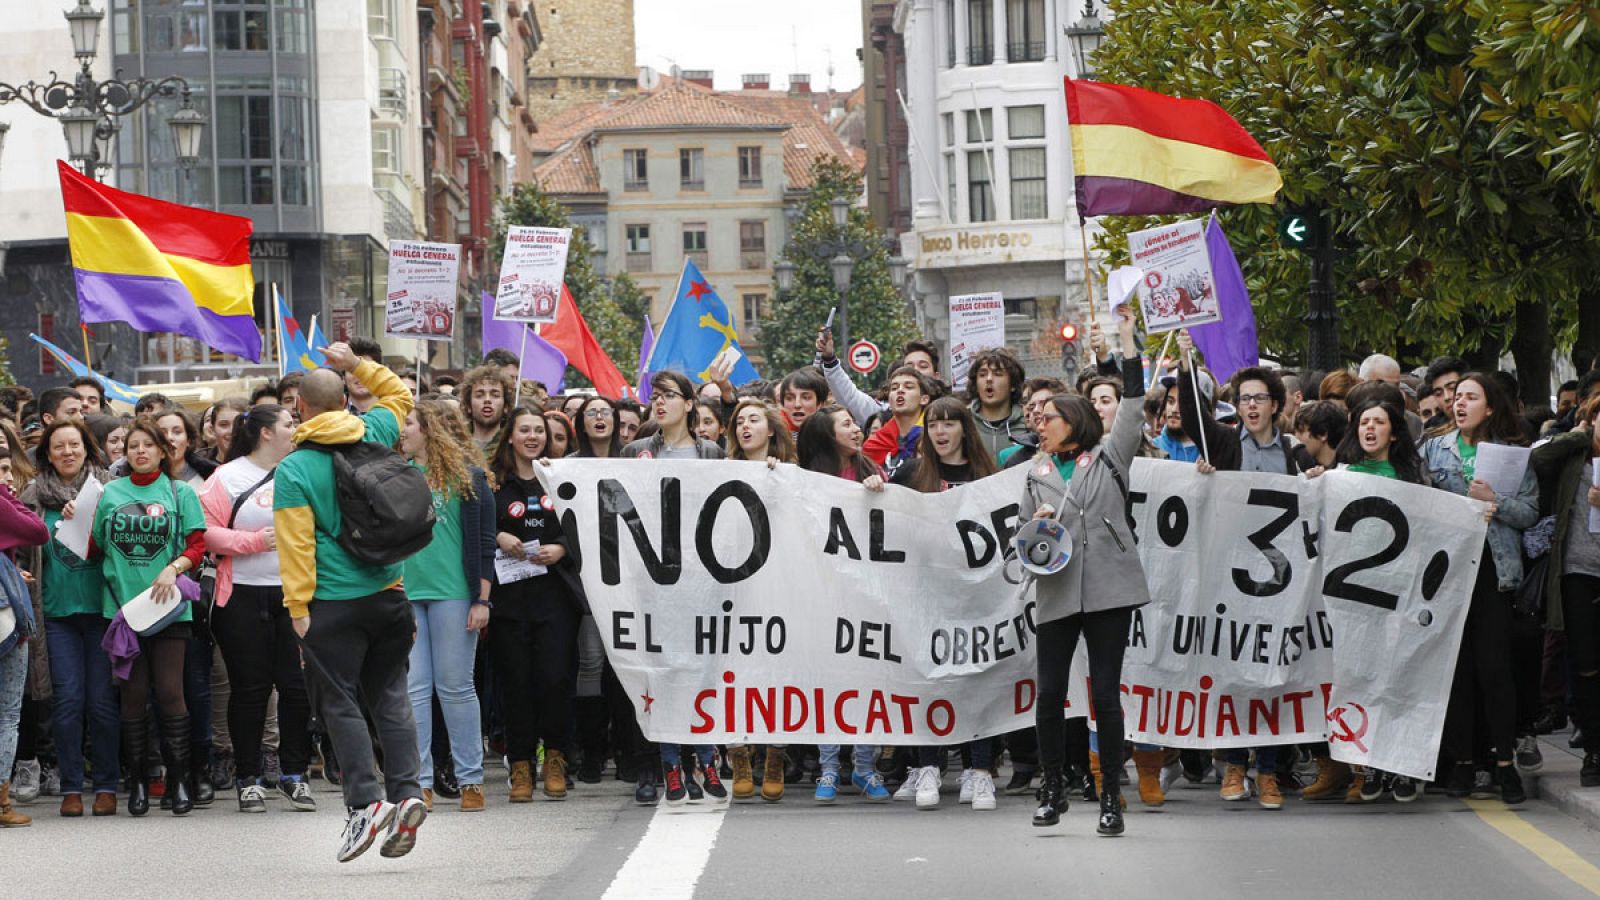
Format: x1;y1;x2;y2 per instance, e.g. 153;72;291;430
273;359;413;617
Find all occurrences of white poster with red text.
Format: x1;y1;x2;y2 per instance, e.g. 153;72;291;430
541;459;1484;780
494;226;571;324
1129;218;1219;333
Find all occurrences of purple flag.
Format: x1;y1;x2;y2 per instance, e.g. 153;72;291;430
636;315;655;402
1190;217;1259;383
480;292;567;392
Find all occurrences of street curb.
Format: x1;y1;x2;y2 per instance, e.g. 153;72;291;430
1531;734;1600;833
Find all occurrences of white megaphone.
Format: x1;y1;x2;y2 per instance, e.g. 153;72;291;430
1012;518;1072;576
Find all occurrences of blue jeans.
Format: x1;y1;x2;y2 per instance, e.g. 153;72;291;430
1225;746;1279;772
0;643;26;785
660;744;714;768
819;744;877;777
46;616;121;794
408;599;484;787
918;740;994;769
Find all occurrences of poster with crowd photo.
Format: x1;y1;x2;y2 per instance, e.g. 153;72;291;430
384;240;461;341
1128;218;1220;333
541;459;1486;779
947;291;1007;389
493;226;571;324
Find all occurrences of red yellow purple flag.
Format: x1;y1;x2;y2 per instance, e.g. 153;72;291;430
58;160;261;361
1064;79;1282;218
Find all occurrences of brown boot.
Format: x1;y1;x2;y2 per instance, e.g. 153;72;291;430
1344;767;1367;804
1257;773;1283;809
543;749;568;800
729;746;755;801
60;794;84;817
509;761;535;803
421;788;434;812
1220;764;1249;801
760;748;786;803
0;783;31;828
91;792;117;817
1302;756;1352;802
460;783;485;812
1132;750;1166;807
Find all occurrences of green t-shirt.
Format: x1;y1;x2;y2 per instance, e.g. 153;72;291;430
1051;453;1078;485
998;445;1022;467
403;472;470;602
273;406;405;602
92;474;204;620
1457;433;1477;482
41;507;108;619
1346;458;1397;480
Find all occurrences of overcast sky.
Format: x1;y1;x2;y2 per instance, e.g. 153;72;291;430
634;0;865;92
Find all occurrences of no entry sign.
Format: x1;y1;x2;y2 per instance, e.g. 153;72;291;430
847;339;881;374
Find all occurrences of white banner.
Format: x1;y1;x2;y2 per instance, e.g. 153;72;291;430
1129;219;1219;333
947;291;1006;390
385;240;461;341
543;459;1485;779
494;226;571;324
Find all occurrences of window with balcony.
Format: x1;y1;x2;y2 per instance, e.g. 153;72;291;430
1005;0;1046;62
739;221;766;269
738;146;762;187
623;149;648;191
626;224;652;272
682;222;708;267
680;148;705;190
213;1;272;51
967;151;994;223
371;125;401;175
942;0;956;67
742;294;767;336
368;0;397;39
967;0;994;65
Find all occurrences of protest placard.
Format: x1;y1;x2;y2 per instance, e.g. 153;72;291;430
385;240;461;341
494;226;572;325
948;291;1006;389
1128;218;1220;333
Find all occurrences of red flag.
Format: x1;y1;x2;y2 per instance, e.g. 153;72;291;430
539;285;632;399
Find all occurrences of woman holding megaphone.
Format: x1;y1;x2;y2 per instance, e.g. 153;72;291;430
1019;305;1149;836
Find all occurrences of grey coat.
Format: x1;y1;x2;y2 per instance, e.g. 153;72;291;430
1019;359;1152;622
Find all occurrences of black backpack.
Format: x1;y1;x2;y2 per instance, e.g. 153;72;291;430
302;441;436;566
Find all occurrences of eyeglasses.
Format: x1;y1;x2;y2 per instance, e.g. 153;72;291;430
583;409;613;418
1237;393;1272;407
653;390;685;402
1037;412;1065;423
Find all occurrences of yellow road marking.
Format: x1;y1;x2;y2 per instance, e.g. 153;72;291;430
1465;798;1600;896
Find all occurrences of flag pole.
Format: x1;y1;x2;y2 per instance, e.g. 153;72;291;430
512;325;529;408
272;284;285;381
79;323;93;371
416;340;425;399
1078;218;1098;325
1186;346;1211;462
1148;330;1175;392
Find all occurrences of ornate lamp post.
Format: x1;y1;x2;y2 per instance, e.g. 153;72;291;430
0;1;208;179
774;196;898;349
1064;1;1106;79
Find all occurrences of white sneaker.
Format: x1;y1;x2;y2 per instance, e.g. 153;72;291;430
39;764;60;797
970;770;997;811
915;766;941;809
1158;759;1184;794
958;768;975;804
893;766;924;802
337;800;396;863
380;796;428;859
11;760;39;803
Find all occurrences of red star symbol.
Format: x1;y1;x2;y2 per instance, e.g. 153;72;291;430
640;693;655;714
687;280;712;302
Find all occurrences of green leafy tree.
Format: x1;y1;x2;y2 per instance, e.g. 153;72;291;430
0;337;16;387
1086;0;1600;399
490;182;645;386
762;157;919;385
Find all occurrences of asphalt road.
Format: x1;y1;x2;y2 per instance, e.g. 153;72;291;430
8;757;1600;900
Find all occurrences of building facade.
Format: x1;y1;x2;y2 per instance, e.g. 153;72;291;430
524;0;636;124
532;78;860;364
862;0;912;236
895;0;1097;377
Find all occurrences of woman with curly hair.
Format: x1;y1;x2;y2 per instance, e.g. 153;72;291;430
398;398;496;812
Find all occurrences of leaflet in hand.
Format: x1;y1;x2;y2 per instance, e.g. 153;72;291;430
1472;442;1531;497
54;475;103;560
494;540;547;583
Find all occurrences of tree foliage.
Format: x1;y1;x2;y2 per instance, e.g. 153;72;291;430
761;157;920;385
1088;0;1600;399
490;182;647;386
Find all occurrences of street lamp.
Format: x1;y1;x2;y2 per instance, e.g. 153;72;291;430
1065;0;1105;79
773;196;897;351
887;255;909;290
0;1;208;178
830;196;850;230
774;259;796;294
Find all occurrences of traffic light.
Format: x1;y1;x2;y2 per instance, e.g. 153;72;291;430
1059;322;1079;342
1278;209;1323;251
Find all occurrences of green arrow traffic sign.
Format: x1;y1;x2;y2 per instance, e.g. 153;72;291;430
1278;211;1319;249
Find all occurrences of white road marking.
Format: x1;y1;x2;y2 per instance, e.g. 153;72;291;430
603;803;728;900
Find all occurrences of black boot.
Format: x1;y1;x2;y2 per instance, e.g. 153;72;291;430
1032;767;1067;827
191;741;215;807
1074;765;1098;802
122;718;150;817
160;716;194;816
1097;789;1125;836
1582;751;1600;788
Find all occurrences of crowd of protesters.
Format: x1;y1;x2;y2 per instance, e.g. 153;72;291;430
0;320;1597;850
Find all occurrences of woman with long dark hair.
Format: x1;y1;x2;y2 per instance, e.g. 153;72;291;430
796;405;890;804
487;406;586;802
19;421;118;817
86;417;207;816
200;404;316;813
1422;373;1539;803
574;396;623;458
889;397;1000;810
1022;309;1148;836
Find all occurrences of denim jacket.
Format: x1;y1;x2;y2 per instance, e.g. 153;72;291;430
1421;430;1540;591
0;553;36;658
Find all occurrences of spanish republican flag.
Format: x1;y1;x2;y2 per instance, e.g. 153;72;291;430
58;160;261;362
1064;79;1282;217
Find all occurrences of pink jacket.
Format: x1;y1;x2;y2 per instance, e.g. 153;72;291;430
199;472;272;609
